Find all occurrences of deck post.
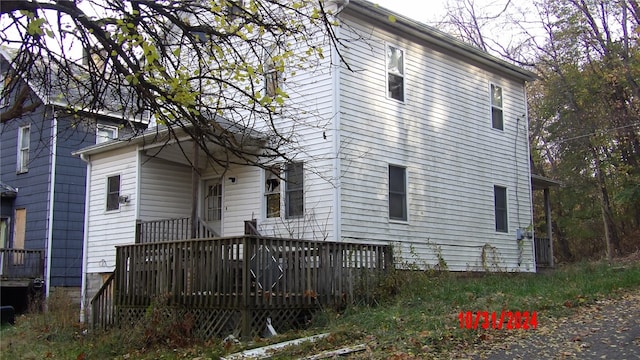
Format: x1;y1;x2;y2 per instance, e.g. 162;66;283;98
241;236;252;339
191;141;199;239
544;188;554;268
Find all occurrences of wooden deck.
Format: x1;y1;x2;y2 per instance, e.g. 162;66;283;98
534;237;552;268
92;235;392;338
0;249;44;287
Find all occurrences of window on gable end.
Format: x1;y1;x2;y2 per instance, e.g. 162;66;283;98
491;84;503;130
387;45;404;102
106;175;121;211
265;166;281;218
389;165;407;221
0;73;10;108
96;124;118;144
494;185;508;232
285;162;303;219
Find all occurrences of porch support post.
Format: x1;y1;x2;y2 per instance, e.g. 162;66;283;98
191;142;200;239
544;187;554;268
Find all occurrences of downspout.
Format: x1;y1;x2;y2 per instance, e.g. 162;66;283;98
45;110;57;298
78;152;91;322
332;13;344;241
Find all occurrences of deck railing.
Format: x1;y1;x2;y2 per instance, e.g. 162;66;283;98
116;236;391;308
534;237;551;267
101;236;392;337
0;249;44;279
135;217;218;243
91;272;115;330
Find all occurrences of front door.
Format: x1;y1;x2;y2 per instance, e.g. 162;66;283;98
203;180;223;236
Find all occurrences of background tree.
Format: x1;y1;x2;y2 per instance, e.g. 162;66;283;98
0;0;344;169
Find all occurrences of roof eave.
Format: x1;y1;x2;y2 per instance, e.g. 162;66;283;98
344;1;537;82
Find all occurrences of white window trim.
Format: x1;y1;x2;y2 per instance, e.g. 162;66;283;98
0;73;8;108
263;166;282;219
494;185;509;233
105;174;121;213
96;124;118;144
385;43;406;103
490;83;504;131
17;125;30;174
285;162;304;219
388;164;409;223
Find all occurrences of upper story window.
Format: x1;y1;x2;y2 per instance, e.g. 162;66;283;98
96;124;118;144
387;45;404;102
265;166;281;218
17;125;30;173
389;165;407;221
106;175;121;211
491;84;503;130
494;185;508;232
264;44;281;98
285;162;304;219
0;73;10;108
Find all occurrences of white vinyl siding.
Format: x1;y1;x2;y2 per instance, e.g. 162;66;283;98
337;15;534;272
138;155;192;221
85;147;138;272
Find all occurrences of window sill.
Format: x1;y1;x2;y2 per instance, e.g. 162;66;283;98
16;169;28;175
389;219;409;225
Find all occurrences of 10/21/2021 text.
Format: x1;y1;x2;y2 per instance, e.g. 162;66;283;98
459;311;538;330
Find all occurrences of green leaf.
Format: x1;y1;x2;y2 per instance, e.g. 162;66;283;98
388;15;397;23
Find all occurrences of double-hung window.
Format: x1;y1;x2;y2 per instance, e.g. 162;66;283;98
491;84;504;130
389;165;407;221
17;126;30;173
264;44;281;98
285;162;303;218
494;185;508;232
106;175;121;211
96;124;118;144
264;166;281;218
387;45;404;102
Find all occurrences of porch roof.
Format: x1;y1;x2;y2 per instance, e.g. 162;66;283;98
0;181;17;198
73;116;265;159
531;174;561;190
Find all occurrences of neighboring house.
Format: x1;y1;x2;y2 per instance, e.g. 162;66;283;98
0;48;149;307
76;0;539;313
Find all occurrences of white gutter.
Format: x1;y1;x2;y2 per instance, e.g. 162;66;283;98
45;110;57;298
332;21;343;241
78;152;91;322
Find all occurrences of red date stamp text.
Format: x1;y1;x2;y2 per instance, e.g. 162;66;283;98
458;311;537;330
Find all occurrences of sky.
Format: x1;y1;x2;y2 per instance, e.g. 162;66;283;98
373;0;544;60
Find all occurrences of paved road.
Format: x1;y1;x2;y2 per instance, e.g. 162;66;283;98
460;290;640;359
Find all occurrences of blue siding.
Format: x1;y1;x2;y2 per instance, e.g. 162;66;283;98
0;107;53;254
50;116;97;287
1;56;148;289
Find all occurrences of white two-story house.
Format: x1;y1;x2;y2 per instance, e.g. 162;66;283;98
75;0;537;310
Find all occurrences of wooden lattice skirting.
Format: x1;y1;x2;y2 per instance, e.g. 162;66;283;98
116;306;317;339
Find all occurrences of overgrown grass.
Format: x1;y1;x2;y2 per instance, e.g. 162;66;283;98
1;260;639;359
